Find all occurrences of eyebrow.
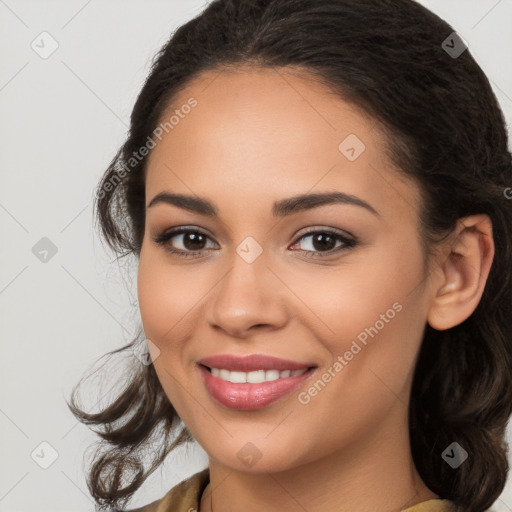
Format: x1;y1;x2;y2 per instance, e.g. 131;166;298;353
147;191;380;217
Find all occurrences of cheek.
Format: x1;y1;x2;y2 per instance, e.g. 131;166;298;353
137;251;200;340
137;257;169;338
137;254;193;406
288;241;425;342
136;250;213;396
328;244;426;394
137;263;185;360
286;240;427;402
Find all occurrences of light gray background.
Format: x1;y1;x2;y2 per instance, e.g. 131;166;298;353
1;1;511;511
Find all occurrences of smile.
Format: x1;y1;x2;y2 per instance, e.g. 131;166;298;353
198;364;317;410
206;366;309;383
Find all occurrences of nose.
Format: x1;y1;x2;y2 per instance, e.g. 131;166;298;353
207;249;289;339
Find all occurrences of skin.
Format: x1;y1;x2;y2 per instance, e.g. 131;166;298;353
137;66;494;512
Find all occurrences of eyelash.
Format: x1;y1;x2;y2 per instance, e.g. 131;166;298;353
152;226;357;260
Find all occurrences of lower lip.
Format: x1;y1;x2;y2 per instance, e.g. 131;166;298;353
198;364;317;410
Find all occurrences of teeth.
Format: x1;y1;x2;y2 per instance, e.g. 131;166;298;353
210;367;307;383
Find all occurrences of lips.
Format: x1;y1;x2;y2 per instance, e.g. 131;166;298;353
196;354;318;410
198;354;317;372
197;364;317;410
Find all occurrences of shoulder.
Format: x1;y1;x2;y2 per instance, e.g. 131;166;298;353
124;468;210;512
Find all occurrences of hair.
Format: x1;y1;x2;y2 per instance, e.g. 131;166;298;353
66;0;512;510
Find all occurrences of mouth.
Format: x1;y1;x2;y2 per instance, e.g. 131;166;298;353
199;364;316;384
197;361;318;410
198;353;317;372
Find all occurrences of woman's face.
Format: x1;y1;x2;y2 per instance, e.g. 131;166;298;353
138;67;435;473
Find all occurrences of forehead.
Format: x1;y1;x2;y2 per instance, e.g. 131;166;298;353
144;66;420;221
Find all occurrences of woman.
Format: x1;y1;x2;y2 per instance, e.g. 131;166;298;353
68;0;512;511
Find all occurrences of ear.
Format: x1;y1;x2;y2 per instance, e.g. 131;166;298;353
427;214;495;331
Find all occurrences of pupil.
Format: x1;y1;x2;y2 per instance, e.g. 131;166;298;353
313;233;335;251
185;233;205;250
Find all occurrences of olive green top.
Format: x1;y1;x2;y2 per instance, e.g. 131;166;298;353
126;468;457;512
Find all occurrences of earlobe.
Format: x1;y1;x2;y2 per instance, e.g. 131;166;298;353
427;214;494;331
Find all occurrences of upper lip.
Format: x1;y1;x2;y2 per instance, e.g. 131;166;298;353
198;354;317;372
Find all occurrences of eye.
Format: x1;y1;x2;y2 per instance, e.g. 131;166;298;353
152;227;217;258
290;228;357;258
152;226;357;259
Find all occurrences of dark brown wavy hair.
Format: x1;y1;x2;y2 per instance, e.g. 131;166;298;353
67;0;512;510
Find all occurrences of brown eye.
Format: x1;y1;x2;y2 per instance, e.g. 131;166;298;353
180;232;207;251
305;233;337;251
153;226;357;260
153;228;217;258
291;229;357;258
